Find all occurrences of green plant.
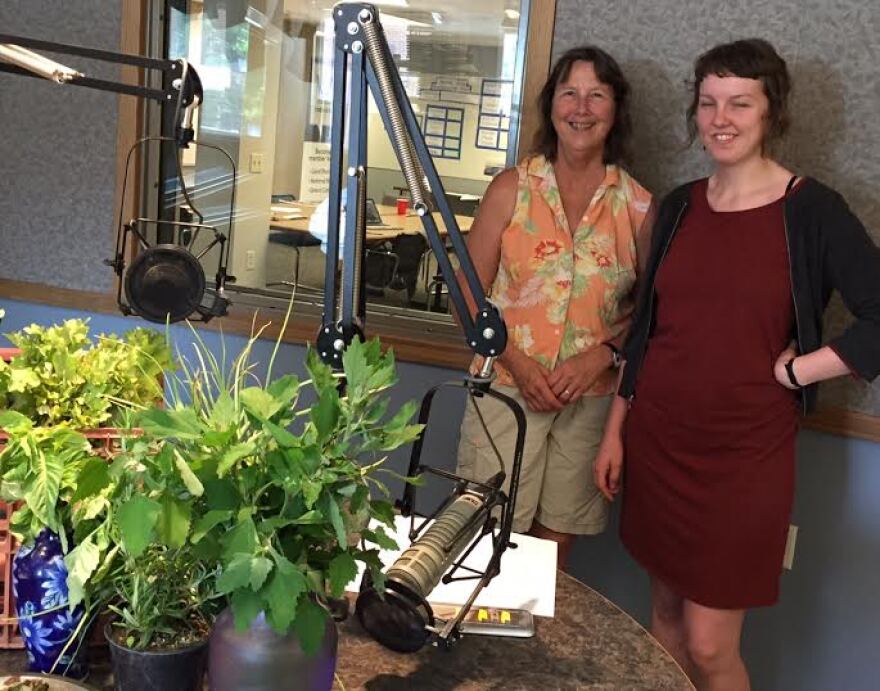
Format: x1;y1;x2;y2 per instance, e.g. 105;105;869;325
0;319;172;428
107;328;422;654
64;436;221;651
0;320;173;549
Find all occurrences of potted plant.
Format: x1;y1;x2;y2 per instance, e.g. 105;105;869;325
67;434;220;691
124;326;422;691
0;319;171;677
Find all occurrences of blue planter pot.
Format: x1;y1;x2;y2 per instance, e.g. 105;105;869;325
12;529;89;679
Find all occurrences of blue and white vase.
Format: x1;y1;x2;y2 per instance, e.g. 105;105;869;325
12;529;88;679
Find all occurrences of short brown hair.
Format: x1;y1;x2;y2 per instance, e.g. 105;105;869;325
686;38;791;147
532;46;632;164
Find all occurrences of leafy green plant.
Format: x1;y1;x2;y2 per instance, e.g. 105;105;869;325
101;328;422;654
63;436;221;651
0;412;93;549
0;320;173;550
0;319;172;428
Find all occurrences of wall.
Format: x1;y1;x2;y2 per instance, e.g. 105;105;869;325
553;0;880;416
0;0;122;293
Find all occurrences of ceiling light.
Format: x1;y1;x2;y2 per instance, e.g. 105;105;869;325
431;12;443;24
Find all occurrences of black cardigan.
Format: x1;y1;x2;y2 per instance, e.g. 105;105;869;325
618;178;880;414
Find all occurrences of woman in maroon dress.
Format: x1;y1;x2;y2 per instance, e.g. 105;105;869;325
595;39;880;690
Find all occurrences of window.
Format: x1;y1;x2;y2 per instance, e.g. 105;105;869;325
156;0;531;353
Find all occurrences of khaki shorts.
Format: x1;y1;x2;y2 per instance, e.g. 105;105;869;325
456;385;611;535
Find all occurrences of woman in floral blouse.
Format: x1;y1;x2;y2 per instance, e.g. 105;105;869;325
456;46;653;568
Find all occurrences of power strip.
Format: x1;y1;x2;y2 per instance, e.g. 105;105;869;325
430;603;536;638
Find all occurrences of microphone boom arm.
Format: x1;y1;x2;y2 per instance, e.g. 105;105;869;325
316;2;507;369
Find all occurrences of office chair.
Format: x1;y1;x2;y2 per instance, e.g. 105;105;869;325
266;230;322;292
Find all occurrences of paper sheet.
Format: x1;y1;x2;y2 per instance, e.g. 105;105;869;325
347;515;557;617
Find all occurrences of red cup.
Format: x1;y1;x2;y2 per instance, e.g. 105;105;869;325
396;198;409;215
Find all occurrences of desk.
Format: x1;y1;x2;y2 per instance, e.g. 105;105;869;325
0;574;692;689
270;203;473;241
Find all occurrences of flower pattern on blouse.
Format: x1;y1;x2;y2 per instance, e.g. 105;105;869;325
480;155;652;394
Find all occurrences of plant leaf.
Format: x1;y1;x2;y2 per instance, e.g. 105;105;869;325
320;493;347;547
71;457;111;503
138;407;204;439
292;596;328;656
231;588;264;632
118;494;161;557
310;387;340;442
217;442;256;477
250;556;274;591
64;535;101;609
328;551;357;598
191;509;233;543
217;553;253;594
156;496;191;548
263;555;307;634
222;518;258;559
173;449;204;497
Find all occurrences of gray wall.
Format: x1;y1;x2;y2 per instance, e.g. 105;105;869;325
554;0;880;416
0;0;122;292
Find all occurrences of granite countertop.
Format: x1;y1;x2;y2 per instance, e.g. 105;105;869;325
334;571;693;690
0;572;693;690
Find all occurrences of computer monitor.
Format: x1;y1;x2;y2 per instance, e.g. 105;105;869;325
364;198;384;226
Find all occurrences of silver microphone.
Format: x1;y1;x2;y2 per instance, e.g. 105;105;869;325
356;484;495;653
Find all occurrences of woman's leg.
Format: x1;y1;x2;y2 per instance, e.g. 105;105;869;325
527;521;575;570
683;600;749;691
650;578;695;680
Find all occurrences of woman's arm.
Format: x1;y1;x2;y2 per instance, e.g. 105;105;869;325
594;367;630;501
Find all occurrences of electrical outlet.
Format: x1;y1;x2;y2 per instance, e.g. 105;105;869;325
782;524;798;570
245;250;256;270
249;152;264;174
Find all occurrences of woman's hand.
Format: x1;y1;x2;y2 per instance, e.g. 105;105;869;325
773;343;800;390
504;350;564;412
547;346;613;404
594;431;624;501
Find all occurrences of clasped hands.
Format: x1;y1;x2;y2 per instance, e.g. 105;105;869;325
507;346;612;413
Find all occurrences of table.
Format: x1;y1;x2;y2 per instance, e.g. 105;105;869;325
334;571;693;689
0;573;693;689
270;203;473;241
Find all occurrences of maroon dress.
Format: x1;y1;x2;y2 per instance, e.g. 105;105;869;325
621;179;800;609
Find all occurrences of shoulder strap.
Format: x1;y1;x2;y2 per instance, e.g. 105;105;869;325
785;175;799;194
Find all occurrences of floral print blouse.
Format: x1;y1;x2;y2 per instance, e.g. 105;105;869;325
483;154;652;396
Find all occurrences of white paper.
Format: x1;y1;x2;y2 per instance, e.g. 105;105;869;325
347;515;557;617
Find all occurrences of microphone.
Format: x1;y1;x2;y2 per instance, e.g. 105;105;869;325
355;476;501;653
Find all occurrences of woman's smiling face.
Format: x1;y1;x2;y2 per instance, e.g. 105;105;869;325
551;60;616;159
696;73;770;166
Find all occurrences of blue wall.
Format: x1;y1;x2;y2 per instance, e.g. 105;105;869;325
3;299;879;690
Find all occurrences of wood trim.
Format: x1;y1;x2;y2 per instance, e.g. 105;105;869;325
516;0;557;162
115;0;148;269
803;407;880;444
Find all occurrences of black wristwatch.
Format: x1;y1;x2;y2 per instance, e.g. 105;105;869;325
602;342;622;369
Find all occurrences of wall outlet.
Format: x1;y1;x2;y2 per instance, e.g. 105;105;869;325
249;152;264;174
245;249;256;270
783;524;798;570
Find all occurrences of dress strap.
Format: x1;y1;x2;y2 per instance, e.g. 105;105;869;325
785;175;799;194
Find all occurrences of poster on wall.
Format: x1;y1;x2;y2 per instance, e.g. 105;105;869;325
476;79;513;151
299;141;331;203
422;105;464;160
